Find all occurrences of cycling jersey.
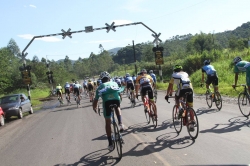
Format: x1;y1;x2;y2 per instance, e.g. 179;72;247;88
202;65;217;76
170;71;193;104
150;73;157;83
115;78;121;86
95;81;123;118
56;85;63;96
135;74;153;87
234;61;249;73
64;83;70;88
125;76;133;84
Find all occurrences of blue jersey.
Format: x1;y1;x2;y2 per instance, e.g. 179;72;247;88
150;73;156;83
202;65;216;76
132;76;136;81
64;83;70;88
125;76;133;83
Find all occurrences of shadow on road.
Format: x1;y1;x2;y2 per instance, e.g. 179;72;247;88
196;107;220;116
54;148;121;166
200;116;250;134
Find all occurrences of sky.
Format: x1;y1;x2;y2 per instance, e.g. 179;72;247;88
1;0;250;61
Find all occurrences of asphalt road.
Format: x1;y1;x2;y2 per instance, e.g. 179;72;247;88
0;91;250;166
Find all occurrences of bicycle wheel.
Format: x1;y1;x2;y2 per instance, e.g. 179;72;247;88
114;122;122;159
76;98;79;108
186;108;199;140
172;105;182;133
238;92;250;117
144;107;150;124
205;92;213;108
214;92;222;110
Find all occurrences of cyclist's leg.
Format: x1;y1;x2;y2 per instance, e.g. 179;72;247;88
147;86;157;117
246;69;250;94
104;100;116;147
186;88;194;120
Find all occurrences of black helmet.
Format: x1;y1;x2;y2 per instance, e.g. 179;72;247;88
203;60;210;65
233;56;242;64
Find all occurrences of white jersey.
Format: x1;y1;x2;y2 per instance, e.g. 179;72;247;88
171;71;191;90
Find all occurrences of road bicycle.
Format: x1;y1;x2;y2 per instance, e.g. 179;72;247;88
141;93;157;129
235;84;250;117
75;94;80;108
58;96;63;106
65;94;71;106
166;92;199;140
109;104;124;159
128;88;136;108
205;88;222;110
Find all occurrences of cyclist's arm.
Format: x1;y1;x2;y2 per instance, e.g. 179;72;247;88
233;72;239;87
135;76;140;95
166;78;174;96
201;72;205;83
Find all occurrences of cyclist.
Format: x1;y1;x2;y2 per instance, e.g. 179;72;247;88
232;56;250;93
87;79;94;102
165;65;194;130
132;74;136;85
64;82;71;102
135;69;157;119
56;83;63;103
97;79;102;87
115;77;122;87
149;70;157;89
93;71;124;151
201;60;219;94
74;81;82;104
83;80;88;92
125;73;135;102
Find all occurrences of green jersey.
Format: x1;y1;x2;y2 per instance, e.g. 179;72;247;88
94;81;124;102
234;61;249;73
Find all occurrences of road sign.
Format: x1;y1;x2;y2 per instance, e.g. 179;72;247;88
105;22;116;33
61;28;72;39
85;26;93;33
23;77;32;85
152;33;162;44
154;50;164;65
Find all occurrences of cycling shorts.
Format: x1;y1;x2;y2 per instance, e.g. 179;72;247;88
140;86;153;100
206;75;218;86
65;88;70;95
83;85;87;89
176;88;193;103
88;84;94;91
74;88;80;96
103;100;120;118
56;90;62;96
127;83;135;91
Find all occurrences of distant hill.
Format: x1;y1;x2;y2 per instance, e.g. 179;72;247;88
107;47;122;55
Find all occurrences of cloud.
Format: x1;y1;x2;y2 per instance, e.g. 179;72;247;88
88;40;115;44
122;0;149;12
29;4;37;8
111;20;133;25
18;34;61;42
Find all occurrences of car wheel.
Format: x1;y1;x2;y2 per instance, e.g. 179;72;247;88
0;115;4;126
29;107;34;114
18;108;23;119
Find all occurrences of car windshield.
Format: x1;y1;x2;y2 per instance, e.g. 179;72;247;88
0;95;19;104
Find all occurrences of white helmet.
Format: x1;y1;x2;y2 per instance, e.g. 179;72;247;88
149;70;153;73
100;71;111;79
233;56;242;64
126;73;130;77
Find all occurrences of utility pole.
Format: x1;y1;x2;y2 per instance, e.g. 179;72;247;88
132;40;137;74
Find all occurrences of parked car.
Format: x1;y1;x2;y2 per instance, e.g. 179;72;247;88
0;107;4;126
0;93;33;119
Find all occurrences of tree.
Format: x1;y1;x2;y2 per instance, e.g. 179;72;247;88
7;38;21;57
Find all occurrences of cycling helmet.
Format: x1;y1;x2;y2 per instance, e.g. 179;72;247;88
203;60;210;65
58;84;60;86
233;56;242;64
126;73;130;77
66;82;68;84
100;71;111;79
76;81;79;84
141;69;147;73
149;70;153;74
173;65;183;71
88;79;91;82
